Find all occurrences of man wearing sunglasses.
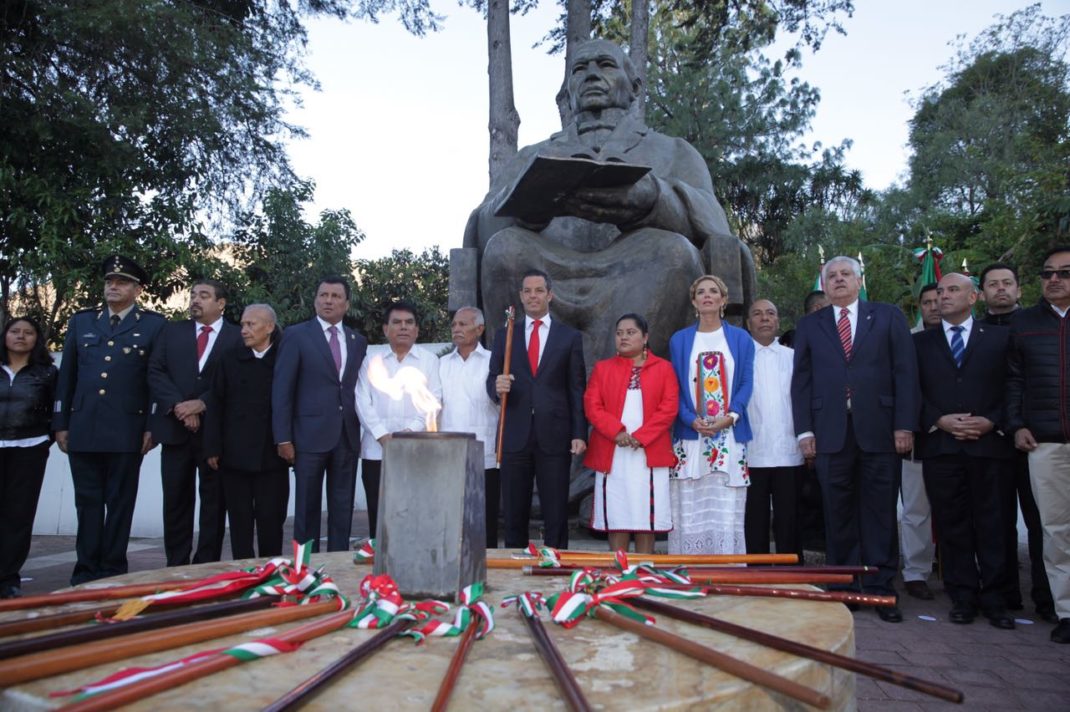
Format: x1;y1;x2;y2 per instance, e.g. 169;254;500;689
1006;245;1070;644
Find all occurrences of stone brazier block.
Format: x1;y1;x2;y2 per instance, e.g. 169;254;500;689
374;432;487;601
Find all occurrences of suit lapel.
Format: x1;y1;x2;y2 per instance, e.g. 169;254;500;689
959;322;983;369
201;321;235;372
340;326;361;383
309;319;341;382
815;307;846;361
535;320;561;380
852;302;875;357
183;320;202;373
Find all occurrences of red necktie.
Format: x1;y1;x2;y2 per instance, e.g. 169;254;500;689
528;319;542;376
197;325;213;361
837;308;852;360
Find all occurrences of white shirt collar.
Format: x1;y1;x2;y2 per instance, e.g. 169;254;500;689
252;344;272;359
316;315;343;332
835;301;858;318
526;313;552;329
196;316;224;332
942;315;973;336
445;343;489;361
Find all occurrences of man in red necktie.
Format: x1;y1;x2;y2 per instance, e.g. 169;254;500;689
790;256;919;623
489;269;587;548
148;279;242;566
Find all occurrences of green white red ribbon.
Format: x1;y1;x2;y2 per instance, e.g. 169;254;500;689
404;581;495;643
502;591;546;619
526;543;561;568
50;637;301;700
353;538;376;562
105;540;346;622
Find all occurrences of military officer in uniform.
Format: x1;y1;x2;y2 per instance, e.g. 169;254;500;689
53;255;166;585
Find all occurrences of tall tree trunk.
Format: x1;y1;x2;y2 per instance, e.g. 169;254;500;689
555;0;592;127
629;0;649;121
487;0;520;187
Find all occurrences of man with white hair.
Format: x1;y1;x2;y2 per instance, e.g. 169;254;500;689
439;307;501;547
791;256;919;622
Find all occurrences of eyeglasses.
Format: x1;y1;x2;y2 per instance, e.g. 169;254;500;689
1040;269;1070;280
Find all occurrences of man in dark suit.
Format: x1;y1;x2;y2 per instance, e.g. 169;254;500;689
204;304;289;559
272;277;367;552
915;272;1015;629
979;262;1056;622
791;256;918;622
488;269;586;549
53;255;166;585
148;279;241;566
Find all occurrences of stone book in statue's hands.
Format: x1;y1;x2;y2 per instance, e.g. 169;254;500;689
493;154;651;223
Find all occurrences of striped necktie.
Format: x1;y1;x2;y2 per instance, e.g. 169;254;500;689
950;325;965;367
837;308;852;360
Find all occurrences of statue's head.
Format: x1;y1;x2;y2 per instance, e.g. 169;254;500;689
567;39;641;115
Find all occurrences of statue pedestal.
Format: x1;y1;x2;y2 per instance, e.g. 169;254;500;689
373;432;486;600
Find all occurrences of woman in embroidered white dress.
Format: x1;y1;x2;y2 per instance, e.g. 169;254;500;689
667;275;755;555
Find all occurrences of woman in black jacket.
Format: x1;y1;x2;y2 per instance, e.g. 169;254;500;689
0;317;58;598
204;305;288;559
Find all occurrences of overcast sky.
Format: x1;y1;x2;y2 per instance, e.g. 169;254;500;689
284;0;1068;259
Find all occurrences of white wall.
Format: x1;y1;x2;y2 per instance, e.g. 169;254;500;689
33;342;449;537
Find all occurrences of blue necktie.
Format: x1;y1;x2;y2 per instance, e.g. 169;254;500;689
950;325;965;367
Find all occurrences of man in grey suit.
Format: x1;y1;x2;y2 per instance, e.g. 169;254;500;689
272;277;367;552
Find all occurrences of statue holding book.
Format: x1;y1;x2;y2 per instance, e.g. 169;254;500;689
455;38;756;363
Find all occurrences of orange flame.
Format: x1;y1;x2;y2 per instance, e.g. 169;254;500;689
366;355;441;432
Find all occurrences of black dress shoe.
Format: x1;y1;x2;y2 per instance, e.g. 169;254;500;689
904;580;934;600
1051;619;1070;644
876;605;903;623
0;585;21;600
845;603;860;612
983;609;1015;630
949;604;977;624
1036;604;1060;624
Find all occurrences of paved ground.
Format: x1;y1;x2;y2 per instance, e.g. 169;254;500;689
14;516;1070;711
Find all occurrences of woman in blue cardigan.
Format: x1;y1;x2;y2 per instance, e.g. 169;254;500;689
668;274;754;554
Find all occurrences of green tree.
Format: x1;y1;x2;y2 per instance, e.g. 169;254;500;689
905;4;1070;275
1;0;438;340
633;1;867;267
227;179;364;327
354;247;450;344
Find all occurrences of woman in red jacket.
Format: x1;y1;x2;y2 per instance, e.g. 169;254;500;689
584;314;679;554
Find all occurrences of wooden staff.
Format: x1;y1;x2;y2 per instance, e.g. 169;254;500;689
517;551;799;565
0;596;275;661
526;564;872;575
637;582;896;607
262;618;413;712
591;606;830;709
354;553;800;568
57;608;357;712
0;598;339;687
0;580;193;613
0;603;124;638
518;610;592;712
631;597;964;704
494;306;516;466
430;620;480;712
522;568;853;586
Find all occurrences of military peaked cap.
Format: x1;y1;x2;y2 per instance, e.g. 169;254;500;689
102;254;148;285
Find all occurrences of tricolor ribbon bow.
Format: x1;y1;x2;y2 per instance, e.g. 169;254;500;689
404;581;496;644
526;543;562;568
